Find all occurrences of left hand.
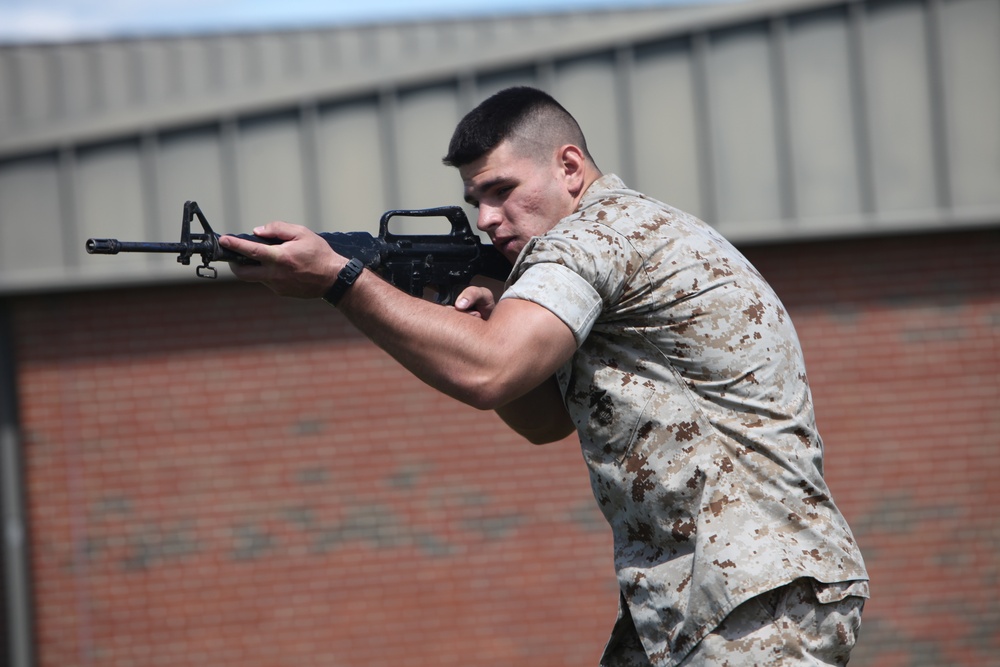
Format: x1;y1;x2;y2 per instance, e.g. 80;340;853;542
452;285;498;320
219;221;345;298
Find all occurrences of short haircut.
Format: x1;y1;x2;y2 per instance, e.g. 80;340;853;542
442;86;593;168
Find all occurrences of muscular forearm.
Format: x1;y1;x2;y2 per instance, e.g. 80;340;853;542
336;269;573;411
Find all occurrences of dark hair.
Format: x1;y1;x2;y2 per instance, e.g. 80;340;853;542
442;86;591;167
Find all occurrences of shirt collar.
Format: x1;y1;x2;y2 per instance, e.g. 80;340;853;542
577;173;627;212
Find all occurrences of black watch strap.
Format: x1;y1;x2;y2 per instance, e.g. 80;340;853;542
322;258;365;306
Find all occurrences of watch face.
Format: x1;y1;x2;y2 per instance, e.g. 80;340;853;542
342;258;364;283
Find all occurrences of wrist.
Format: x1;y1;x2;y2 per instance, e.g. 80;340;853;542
322;258;365;306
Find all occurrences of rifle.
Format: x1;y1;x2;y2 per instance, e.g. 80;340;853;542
86;200;511;304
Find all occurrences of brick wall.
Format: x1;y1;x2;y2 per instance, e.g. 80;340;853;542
9;228;999;666
742;229;1000;667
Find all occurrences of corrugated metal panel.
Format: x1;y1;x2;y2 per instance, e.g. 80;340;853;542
709;22;786;233
395;84;465;214
785;7;863;221
555;53;627;177
867;0;939;215
0;156;62;276
0;0;997;295
631;38;706;218
316;97;390;231
943;0;1000;210
0;7;693;145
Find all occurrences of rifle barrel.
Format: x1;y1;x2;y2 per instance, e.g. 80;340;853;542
86;239;195;255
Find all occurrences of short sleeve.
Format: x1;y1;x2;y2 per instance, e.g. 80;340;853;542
500;262;602;346
499;219;639;346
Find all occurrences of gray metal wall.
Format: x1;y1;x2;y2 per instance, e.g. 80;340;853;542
0;0;997;295
0;7;693;147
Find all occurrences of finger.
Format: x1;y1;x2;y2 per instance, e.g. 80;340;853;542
454;286;487;310
250;221;301;241
219;234;278;263
218;221;298;254
454;287;497;320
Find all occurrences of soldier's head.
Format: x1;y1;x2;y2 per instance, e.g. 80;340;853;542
443;86;596;169
445;87;602;262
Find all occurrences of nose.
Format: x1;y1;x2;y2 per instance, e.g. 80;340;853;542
476;205;502;234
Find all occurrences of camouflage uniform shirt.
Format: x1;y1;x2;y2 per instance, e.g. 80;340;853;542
500;175;869;666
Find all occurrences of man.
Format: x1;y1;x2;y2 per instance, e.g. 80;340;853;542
220;86;869;666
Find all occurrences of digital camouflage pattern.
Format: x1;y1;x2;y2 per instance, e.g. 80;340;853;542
681;578;865;666
599;579;866;666
501;175;869;667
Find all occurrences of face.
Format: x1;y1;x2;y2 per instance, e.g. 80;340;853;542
459;140;578;262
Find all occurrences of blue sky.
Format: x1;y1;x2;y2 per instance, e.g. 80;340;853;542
0;0;707;43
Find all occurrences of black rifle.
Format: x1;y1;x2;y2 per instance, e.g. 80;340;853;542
86;200;511;304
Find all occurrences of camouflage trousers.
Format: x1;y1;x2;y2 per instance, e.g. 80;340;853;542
602;578;866;667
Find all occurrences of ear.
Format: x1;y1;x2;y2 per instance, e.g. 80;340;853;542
557;144;588;197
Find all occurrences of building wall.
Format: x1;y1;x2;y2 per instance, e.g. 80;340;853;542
14;281;616;667
10;227;999;666
743;230;1000;666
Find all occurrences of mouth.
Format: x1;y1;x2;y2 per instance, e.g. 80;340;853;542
495;238;523;259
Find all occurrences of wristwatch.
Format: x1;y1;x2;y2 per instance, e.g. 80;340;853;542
322;258;365;306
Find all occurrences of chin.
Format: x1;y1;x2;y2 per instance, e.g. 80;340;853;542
502;245;522;262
